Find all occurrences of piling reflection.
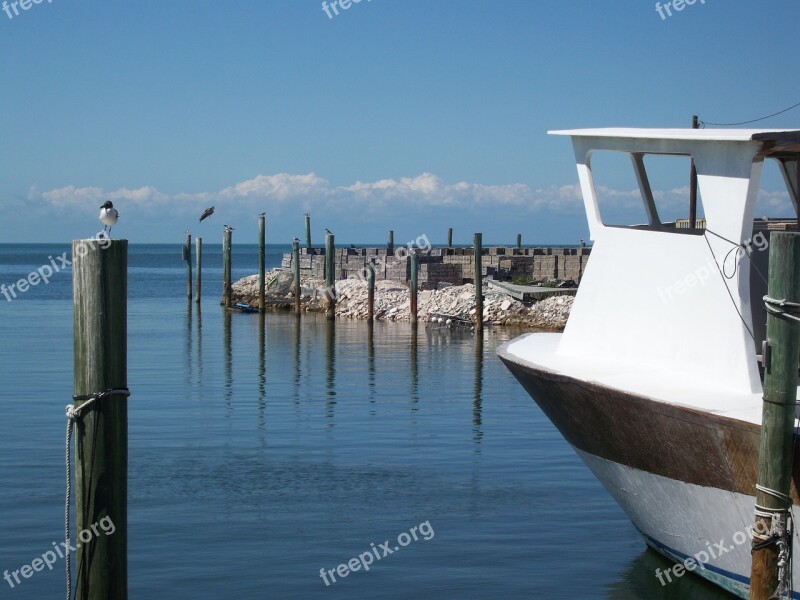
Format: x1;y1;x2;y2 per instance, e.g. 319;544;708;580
410;323;419;408
605;549;734;600
257;313;266;430
195;302;203;382
293;315;301;407
473;332;483;444
224;308;232;414
325;319;336;423
186;299;193;386
367;322;376;412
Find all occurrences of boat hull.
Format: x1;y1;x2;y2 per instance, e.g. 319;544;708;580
497;346;800;598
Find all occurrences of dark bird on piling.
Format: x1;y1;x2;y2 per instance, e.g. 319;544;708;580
99;201;119;238
325;228;332;235
199;206;215;222
224;224;235;232
259;212;265;217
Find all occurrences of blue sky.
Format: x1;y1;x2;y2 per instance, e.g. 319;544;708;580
1;0;798;245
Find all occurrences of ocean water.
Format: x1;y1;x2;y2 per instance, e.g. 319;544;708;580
0;243;733;599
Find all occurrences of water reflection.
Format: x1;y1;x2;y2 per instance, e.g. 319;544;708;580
325;319;336;423
224;308;232;414
410;323;419;408
257;313;266;430
293;315;301;407
367;322;376;412
473;332;483;444
606;549;736;599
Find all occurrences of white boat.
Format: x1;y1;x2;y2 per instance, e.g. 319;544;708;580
497;128;800;598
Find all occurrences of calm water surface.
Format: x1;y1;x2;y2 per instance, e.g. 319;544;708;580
0;244;733;598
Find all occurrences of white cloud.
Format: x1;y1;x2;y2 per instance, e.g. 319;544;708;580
33;173;795;220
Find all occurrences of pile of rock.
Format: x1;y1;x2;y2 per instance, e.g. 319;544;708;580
230;269;574;330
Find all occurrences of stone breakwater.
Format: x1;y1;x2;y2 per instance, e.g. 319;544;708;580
229;270;574;330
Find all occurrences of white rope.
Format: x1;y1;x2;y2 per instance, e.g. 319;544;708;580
764;295;800;324
64;388;130;600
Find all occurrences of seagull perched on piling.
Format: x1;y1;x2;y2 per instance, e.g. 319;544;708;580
325;228;332;235
199;206;215;222
293;236;300;244
224;224;235;232
99;201;119;238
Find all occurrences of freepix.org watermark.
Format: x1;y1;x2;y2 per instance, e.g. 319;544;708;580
319;520;434;586
2;0;54;20
321;0;372;20
655;0;706;21
654;519;768;586
3;516;116;590
1;233;110;303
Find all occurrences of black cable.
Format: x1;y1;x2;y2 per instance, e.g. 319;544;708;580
700;100;800;127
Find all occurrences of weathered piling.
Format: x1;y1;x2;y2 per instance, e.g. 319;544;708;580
258;214;266;313
305;213;312;250
387;230;394;256
447;228;453;249
223;227;232;308
185;232;192;300
750;232;800;600
325;232;335;320
474;232;483;332
410;251;418;325
367;258;375;322
689;114;699;229
516;233;522;250
292;239;301;316
71;239;128;600
195;237;202;303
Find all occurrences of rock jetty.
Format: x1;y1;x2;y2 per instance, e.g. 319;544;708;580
230;270;574;330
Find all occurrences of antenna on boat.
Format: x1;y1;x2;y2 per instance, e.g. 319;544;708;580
689;115;699;229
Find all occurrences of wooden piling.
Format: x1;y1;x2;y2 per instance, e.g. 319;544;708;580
185;232;192;300
195;237;202;303
410;251;418;325
325;232;335;320
387;230;394;256
750;232;800;600
516;233;522;250
447;228;453;249
305;213;312;250
292;239;301;316
72;239;128;600
258;214;266;313
689;114;699;228
223;227;232;308
367;258;375;323
474;233;483;333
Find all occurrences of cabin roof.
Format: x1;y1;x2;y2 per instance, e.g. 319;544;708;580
549;127;800;144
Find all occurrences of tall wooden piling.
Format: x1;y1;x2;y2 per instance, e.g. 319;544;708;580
185;232;192;300
387;230;394;256
689;114;699;229
72;239;128;600
516;233;522;250
195;237;202;303
305;213;312;250
292;239;301;316
258;214;266;313
750;232;800;600
474;233;483;333
325;232;335;320
410;251;418;325
223;227;232;308
367;258;375;323
447;228;453;249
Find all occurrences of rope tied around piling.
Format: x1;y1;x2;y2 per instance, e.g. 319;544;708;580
752;484;793;599
764;296;800;324
64;388;130;600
